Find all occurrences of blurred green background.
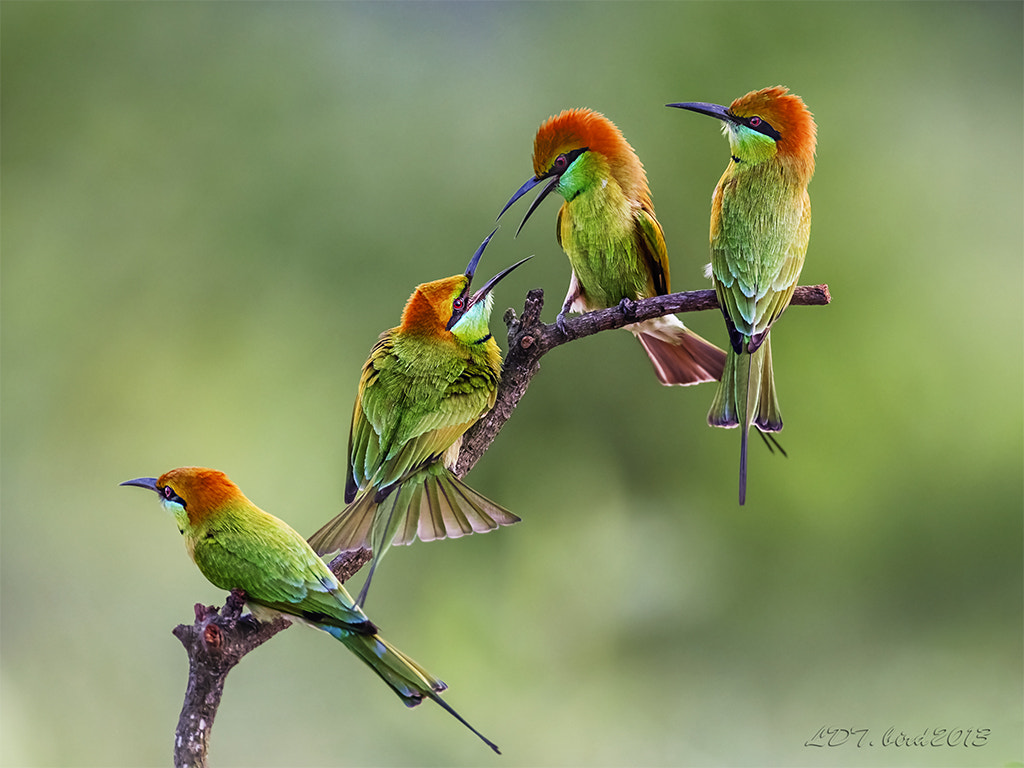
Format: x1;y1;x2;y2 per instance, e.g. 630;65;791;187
2;2;1020;766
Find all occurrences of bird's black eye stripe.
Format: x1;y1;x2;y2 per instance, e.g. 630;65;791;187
720;109;782;141
741;114;778;141
548;147;588;176
161;485;186;507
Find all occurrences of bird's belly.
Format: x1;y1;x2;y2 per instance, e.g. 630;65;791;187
565;238;648;311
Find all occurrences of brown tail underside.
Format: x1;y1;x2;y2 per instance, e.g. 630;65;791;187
634;321;726;386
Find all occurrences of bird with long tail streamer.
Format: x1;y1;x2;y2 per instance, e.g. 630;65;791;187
122;466;501;753
668;87;816;504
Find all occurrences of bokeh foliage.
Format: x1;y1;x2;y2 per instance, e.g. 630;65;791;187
2;2;1021;766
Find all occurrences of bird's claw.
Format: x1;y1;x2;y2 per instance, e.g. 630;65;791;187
618;296;638;322
555;310;574;339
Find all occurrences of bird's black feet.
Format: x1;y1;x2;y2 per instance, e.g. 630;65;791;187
556;310;574;339
618;296;638;323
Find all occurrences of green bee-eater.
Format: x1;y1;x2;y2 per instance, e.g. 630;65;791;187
307;232;528;605
121;466;500;752
498;107;725;386
668;86;817;504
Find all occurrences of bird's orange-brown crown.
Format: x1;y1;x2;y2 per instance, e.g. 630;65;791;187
730;86;816;171
533;108;651;207
399;274;466;337
158;467;246;521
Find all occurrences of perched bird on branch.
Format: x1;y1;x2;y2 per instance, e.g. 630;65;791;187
307;231;527;605
121;466;500;753
668;86;817;504
498;107;725;386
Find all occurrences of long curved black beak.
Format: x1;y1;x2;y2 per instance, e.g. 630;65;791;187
463;228;498;282
497;174;561;238
666;101;735;124
121;477;159;493
469;255;532;308
448;231;532;331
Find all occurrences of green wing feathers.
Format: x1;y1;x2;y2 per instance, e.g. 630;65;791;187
191;508;374;632
628;207;725;386
713;183;809;339
308;463;520;558
347;330;498;496
635;206;671;296
317;315;513;605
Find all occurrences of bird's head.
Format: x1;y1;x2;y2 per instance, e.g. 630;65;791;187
399;230;530;343
668;86;815;178
121;467;243;527
497;108;650;235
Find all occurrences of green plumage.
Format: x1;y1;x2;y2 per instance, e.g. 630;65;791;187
121;468;500;753
711;160;810;348
350;329;499;494
309;312;519;606
308;240;526;605
499;107;725;386
670;86;816;503
188;495;372;630
553;156;667;311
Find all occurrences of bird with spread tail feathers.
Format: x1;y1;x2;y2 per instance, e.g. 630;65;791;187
668;86;817;504
498;107;725;386
121;466;500;753
307;231;528;606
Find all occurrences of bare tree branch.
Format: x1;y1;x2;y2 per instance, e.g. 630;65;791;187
171;550;370;768
455;283;831;476
170;282;830;766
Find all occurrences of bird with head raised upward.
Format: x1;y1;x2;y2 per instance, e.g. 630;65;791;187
121;466;501;753
668;86;817;504
497;107;726;387
307;231;528;606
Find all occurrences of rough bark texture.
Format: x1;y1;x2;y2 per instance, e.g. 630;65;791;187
171;282;830;766
170;550;370;768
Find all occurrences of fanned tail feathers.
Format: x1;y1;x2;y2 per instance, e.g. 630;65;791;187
631;314;726;386
326;625;501;753
393;466;520;545
307;465;519;605
708;334;781;504
307;490;377;558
